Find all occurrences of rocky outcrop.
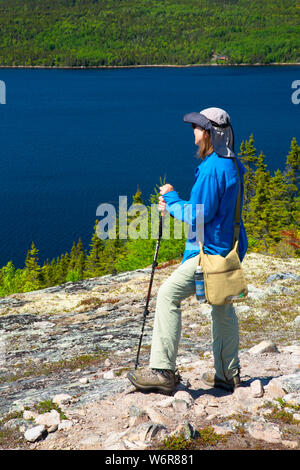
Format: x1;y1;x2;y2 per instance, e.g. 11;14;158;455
0;252;299;450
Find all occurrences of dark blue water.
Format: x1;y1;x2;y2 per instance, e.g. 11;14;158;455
0;66;299;269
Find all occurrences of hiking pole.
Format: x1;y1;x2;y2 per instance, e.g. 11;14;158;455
134;211;163;369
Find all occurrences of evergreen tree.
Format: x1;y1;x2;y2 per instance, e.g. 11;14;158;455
74;237;86;277
24;241;42;289
246;150;272;251
69;241;78;271
285;137;300;187
283;137;300;227
84;220;105;278
61;252;70;279
40;258;53;288
132;185;144;205
238;134;259;220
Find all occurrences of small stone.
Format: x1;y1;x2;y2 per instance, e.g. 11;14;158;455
174;422;196;440
283;393;300;407
23;410;38;421
173;391;194;407
103;370;115;379
127;423;153;443
145;407;170;426
52;394;72;406
129;415;148;427
157;396;175;408
79;377;89;384
129;405;146;417
282;440;298;449
79;433;102;446
266;378;286;399
24;425;46;442
172;399;189;413
104;358;112;367
212;422;237;435
194;404;206;417
35;409;60;432
248;340;278;355
250;379;264;398
247;422;281;444
58;420;73;431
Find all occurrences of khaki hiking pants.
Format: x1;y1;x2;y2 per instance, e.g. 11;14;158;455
149;254;240;382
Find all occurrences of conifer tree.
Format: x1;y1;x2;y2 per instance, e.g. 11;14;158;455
61;252;70;279
24;241;42;290
283;137;300;227
84;220;105;278
74;237;86;277
246;150;272;251
238;134;259;220
285;137;300;187
132;185;144;205
40;258;53;287
69;241;78;271
268;169;291;244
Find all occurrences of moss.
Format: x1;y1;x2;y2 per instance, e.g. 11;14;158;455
158;426;226;450
0;410;29;449
33;400;67;420
158;433;196;450
196;426;227;446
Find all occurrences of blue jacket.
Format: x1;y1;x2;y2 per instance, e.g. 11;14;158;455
163;151;248;264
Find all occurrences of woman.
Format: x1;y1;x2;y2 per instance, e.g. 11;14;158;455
127;107;248;394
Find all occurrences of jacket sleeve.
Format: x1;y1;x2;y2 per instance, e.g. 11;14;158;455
163;174;221;226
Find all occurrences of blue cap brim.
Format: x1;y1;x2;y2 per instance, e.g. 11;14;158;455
183;112;212;130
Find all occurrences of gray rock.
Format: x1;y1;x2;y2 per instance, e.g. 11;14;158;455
279;373;300;394
129;405;146;417
24;425;46;442
265;272;300;283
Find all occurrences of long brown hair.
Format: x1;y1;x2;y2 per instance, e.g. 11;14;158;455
197;130;214;160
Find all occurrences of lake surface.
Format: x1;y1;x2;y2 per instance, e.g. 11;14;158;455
0;66;299;269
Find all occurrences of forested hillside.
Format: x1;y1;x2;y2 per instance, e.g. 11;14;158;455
0;0;299;66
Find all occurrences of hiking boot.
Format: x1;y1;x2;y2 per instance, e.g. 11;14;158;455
127;368;176;394
201;370;241;392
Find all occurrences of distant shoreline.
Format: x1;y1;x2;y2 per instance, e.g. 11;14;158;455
0;62;299;69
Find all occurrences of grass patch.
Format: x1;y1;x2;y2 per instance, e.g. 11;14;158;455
33;400;67;420
157;426;226;450
0;410;29;449
261;398;300;425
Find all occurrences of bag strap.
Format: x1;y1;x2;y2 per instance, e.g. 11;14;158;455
199;157;241;260
232;157;241;249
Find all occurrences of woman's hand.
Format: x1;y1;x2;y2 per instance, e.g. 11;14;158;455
160;184;174;195
158;195;167;215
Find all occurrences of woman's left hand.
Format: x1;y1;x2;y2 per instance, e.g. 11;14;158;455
160;184;174;195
